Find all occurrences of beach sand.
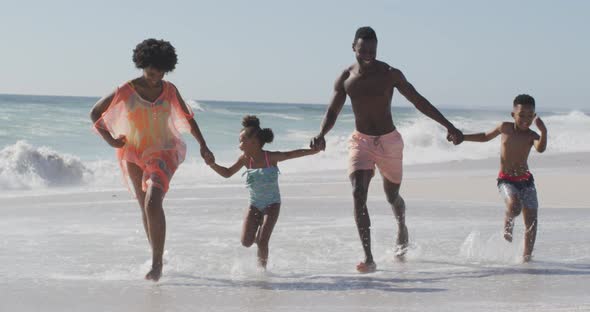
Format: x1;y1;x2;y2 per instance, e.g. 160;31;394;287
1;153;588;311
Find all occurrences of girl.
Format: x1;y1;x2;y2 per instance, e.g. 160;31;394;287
208;115;319;269
90;39;214;281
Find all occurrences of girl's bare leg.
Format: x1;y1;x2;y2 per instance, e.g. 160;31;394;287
256;204;280;269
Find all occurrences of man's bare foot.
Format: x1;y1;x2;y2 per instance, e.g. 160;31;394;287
396;224;409;258
503;231;513;242
145;264;162;282
356;261;376;273
523;254;532;263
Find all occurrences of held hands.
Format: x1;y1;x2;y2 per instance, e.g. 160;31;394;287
108;135;126;148
534;116;547;133
446;127;464;145
310;135;326;151
200;145;215;165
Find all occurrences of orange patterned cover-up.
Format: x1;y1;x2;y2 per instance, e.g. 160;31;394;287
94;81;193;193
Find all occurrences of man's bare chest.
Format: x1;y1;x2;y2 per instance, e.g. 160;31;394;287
344;74;393;98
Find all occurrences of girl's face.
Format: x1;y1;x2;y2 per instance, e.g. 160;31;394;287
239;130;260;154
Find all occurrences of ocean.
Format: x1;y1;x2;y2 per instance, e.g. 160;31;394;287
1;93;588;193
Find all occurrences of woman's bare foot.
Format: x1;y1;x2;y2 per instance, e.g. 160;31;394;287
356;261;377;273
145;264;162;282
257;257;267;270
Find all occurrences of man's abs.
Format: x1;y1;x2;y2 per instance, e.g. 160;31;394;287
350;97;396;135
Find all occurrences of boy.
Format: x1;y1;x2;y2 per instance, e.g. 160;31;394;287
463;94;547;262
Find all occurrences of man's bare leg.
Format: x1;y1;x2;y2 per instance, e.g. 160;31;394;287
350;170;376;272
144;185;166;281
383;178;408;257
522;206;537;262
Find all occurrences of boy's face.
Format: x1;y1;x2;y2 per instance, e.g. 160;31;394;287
353;38;377;66
511;104;536;130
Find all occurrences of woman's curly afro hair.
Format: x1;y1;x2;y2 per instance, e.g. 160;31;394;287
132;38;178;72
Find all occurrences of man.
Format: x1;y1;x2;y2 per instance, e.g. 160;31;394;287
311;27;463;273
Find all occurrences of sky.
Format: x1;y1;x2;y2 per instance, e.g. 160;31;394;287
0;0;588;109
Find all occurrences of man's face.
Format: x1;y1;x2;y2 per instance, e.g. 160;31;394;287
353;38;377;66
511;104;536;131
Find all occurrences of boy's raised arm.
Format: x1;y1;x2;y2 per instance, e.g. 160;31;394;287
463;123;503;142
533;117;547;153
209;156;246;178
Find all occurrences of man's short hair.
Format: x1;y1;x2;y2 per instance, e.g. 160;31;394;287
513;94;535;108
354;27;378;43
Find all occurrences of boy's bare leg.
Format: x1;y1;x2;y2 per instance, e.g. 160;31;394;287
127;162;149;244
255;204;280;269
522;206;538;262
503;196;522;242
350;170;376;271
241;206;263;248
144;185;166;282
383;178;408;255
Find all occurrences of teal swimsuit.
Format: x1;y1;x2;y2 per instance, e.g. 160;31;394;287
242;151;280;212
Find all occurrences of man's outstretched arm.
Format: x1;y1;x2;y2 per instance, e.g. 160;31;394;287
313;70;349;150
392;68;463;144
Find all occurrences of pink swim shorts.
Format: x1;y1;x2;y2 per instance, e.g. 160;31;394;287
348;130;404;184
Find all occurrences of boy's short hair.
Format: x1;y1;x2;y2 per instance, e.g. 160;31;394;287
132;39;178;73
513;94;535;108
354;27;378;43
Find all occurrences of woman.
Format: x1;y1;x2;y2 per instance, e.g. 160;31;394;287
90;38;214;281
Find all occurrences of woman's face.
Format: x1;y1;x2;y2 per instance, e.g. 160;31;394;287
143;66;165;86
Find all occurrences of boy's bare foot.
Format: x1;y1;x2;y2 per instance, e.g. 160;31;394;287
504;218;514;242
145;264;162;282
523;254;532;263
503;231;513;242
356;261;377;273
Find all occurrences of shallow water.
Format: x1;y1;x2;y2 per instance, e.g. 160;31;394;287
1;181;589;311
